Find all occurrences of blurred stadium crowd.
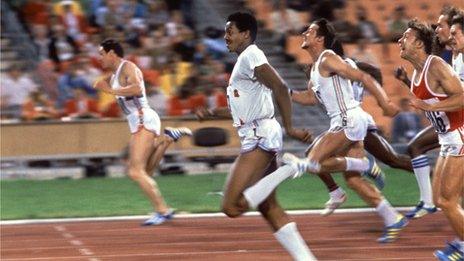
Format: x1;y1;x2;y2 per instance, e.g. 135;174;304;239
1;0;457;142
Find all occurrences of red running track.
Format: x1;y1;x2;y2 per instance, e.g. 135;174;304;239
1;212;452;260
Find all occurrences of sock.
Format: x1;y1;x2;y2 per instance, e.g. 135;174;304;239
329;187;345;200
243;165;297;209
376;199;400;227
411;155;433;207
274;222;317;261
345;157;369;172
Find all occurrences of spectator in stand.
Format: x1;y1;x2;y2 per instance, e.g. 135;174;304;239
22;91;58;121
58;1;88;43
145;0;170;29
20;0;50;28
48;24;79;66
35;59;60;101
206;87;228;110
391;98;423;143
269;0;305;50
31;24;51;61
332;7;357;43
122;0;148;19
64;88;101;119
202;26;228;60
57;62;96;109
386;5;409;42
355;5;382;43
349;36;380;67
0;64;38;119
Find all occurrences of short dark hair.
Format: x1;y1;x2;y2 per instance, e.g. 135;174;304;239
440;6;460;26
408;19;434;55
226;12;258;42
100;38;124;57
451;12;464;29
313;18;336;49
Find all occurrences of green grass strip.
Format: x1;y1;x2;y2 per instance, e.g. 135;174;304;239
1;168;418;220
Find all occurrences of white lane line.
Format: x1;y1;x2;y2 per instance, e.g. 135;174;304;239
69;240;83;246
78;248;94;256
62;233;74;239
54;225;66;232
0;207;421;225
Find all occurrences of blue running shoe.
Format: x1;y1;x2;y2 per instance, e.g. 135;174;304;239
434;241;464;261
142;209;175;226
362;155;385;190
405;201;437;219
377;215;409;243
164;127;192;141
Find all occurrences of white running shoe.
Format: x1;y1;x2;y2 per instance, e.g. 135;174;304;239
164;127;192;141
321;193;347;216
282;153;320;178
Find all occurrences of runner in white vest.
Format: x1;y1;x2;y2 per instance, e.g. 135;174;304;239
196;12;315;261
94;39;191;226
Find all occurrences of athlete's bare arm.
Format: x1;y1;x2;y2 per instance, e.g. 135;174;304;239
411;58;464;111
320;53;399;117
111;62;144;97
195;107;232;120
255;63;312;142
93;62;143;97
290;81;318;105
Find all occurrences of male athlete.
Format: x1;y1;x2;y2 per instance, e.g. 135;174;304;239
94;39;191;226
243;19;408;243
398;19;464;260
197;12;316;260
394;6;463;219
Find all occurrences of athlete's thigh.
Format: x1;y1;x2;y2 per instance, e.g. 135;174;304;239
408;126;439;153
129;129;156;169
365;131;397;159
439;156;464;200
223;148;275;204
432;156;446;201
342;142;365;180
307;131;354;162
305;131;327;157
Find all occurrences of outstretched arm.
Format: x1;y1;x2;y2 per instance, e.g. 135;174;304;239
195;107;232;120
321;53;399;117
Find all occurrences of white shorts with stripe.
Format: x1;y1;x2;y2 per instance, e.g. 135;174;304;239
328;107;369;142
237;118;283;154
438;126;464;157
126;108;161;135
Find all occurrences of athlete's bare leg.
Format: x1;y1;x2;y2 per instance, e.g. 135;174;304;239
342;141;383;207
364;131;412;172
127;128;169;213
222;148;276;218
407;126;439;157
146;135;174;176
434;156;464;240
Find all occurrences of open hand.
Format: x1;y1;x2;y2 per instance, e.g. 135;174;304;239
287;128;313;143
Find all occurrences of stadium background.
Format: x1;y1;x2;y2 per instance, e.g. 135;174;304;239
0;0;461;219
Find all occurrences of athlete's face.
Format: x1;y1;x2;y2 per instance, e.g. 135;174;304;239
99;47;113;69
224;22;247;53
435;15;451;45
449;24;464;52
398;28;419;58
301;23;319;49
